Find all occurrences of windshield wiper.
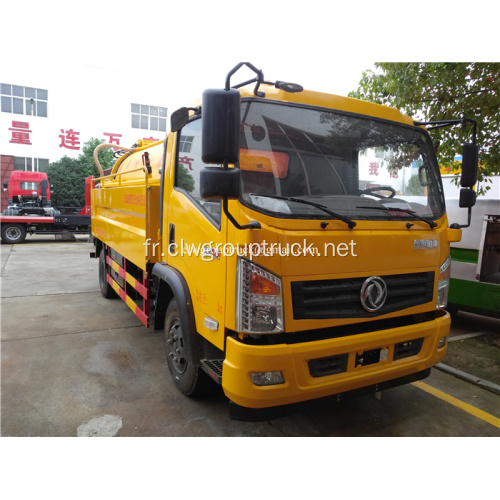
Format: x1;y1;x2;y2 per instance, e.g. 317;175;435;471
251;194;357;229
356;205;437;229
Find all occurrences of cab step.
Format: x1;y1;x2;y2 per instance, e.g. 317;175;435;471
201;359;224;384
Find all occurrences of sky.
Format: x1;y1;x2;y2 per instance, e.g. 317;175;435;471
2;0;497;117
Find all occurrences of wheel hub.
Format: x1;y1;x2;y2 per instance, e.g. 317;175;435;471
166;319;187;374
6;227;21;239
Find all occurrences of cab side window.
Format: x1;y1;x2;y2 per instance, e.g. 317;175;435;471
174;118;221;225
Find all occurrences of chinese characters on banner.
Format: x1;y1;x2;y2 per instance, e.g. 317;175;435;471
368;162;379;176
103;132;122;150
9;121;32;145
178;155;194;171
368;161;399;179
7;121;159;151
59;129;80;150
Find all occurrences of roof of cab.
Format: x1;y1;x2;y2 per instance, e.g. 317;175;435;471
187;83;415;127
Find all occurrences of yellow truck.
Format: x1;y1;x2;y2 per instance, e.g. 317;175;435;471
91;62;478;419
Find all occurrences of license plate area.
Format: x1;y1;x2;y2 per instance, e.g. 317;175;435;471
393;338;424;360
355;347;388;367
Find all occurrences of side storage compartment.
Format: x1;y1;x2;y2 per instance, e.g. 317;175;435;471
92;179;161;269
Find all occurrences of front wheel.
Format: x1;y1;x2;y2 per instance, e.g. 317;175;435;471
164;298;211;396
1;223;27;244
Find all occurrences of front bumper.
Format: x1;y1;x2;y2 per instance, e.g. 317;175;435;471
222;310;450;409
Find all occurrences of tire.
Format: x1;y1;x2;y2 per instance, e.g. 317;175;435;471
164;298;211;396
1;223;27;244
99;248;117;298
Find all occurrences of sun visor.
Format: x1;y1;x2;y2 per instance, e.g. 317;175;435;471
239;149;289;179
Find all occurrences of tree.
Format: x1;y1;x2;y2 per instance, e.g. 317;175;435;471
405;175;425;196
349;63;500;195
46;138;115;207
177;163;195;192
80;137;115;178
46;156;87;207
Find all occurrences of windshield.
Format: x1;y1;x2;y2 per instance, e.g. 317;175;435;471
20;182;40;190
238;100;445;222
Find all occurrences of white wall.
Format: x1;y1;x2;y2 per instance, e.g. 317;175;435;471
1;65;169;166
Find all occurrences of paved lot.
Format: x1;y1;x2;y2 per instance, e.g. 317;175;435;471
1;236;499;437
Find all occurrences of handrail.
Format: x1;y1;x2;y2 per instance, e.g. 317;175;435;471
93;166;150;188
93;143;136;177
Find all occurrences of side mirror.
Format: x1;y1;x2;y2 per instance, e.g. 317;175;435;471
202;88;241;165
200;167;240;199
460;143;478;188
170;107;190;133
459;187;476;208
3;182;7;192
418;165;429;186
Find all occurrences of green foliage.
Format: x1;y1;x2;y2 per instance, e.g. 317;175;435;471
46;138;116;207
349;63;500;195
81;137;115;178
46;156;86;207
405;175;425;196
177;163;195;192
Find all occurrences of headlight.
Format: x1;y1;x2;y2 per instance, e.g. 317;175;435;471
436;255;451;309
237;257;284;334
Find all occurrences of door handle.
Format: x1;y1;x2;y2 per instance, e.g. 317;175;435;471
169;223;175;253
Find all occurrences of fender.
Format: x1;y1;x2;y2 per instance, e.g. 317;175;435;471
152;262;200;364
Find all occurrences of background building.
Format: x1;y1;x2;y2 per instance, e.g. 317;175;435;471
1;65;168;211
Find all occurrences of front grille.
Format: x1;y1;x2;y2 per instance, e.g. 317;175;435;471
291;272;434;319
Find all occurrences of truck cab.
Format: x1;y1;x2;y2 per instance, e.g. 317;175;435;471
91;63;478;417
3;170;51;206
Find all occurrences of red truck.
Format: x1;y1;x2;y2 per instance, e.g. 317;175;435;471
1;170;91;244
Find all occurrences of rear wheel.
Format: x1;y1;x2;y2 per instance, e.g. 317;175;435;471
99;248;117;298
1;223;27;244
164;298;211;396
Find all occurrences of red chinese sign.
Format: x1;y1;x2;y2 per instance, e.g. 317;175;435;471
9;121;32;145
179;155;194;171
59;129;81;150
103;132;122;147
368;162;379;176
6;124;153;152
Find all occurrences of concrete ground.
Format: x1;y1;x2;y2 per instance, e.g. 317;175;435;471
1;235;499;437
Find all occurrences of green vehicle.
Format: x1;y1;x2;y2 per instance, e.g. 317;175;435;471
446;192;500;319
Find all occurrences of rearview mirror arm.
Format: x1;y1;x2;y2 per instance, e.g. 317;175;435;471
414;116;477;144
225;62;266;97
223;197;261;230
450;207;473;229
221;159;260;230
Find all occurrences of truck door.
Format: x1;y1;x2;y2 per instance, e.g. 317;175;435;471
166;117;227;352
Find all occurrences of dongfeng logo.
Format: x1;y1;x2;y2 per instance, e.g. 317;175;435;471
360;276;387;312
